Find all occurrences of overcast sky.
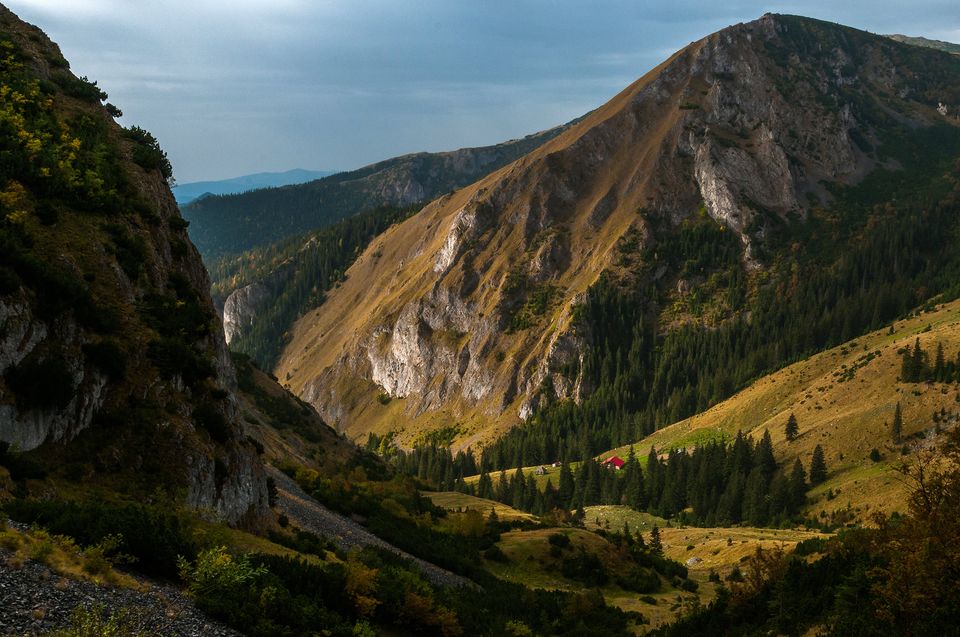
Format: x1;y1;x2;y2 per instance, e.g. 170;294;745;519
7;1;959;182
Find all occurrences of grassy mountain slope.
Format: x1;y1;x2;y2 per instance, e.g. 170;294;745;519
279;13;960;452
596;298;960;523
887;34;960;55
182;122;578;261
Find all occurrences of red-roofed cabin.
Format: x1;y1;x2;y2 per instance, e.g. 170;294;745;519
602;456;625;470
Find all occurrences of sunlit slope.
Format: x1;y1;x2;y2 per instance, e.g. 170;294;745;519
602;299;960;522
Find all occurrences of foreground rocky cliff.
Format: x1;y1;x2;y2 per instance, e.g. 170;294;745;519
0;6;268;524
277;14;960;448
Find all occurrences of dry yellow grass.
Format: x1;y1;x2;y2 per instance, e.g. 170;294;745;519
598;299;960;523
488;526;716;632
422;491;535;522
0;523;144;590
277;36;720;451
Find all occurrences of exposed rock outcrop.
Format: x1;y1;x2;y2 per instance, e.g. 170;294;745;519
277;14;960;449
0;7;267;526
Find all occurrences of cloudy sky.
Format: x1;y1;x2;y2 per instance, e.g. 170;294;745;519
7;1;959;182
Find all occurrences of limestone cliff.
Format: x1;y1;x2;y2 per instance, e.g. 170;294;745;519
278;14;960;450
0;6;269;525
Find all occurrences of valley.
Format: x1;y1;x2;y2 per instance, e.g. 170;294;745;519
1;4;960;636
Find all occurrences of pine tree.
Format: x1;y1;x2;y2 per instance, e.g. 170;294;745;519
785;413;799;442
789;458;807;511
809;444;828;485
935;343;946;382
892;402;903;444
756;430;776;478
650;525;663;554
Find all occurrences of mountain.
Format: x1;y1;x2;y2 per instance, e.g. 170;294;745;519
181;121;580;260
888;34;960;55
0;6;277;524
276;14;960;452
171;168;336;205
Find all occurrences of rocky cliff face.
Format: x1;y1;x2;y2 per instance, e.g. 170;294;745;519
0;7;268;525
278;14;960;449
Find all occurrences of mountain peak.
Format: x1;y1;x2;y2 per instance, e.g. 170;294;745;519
273;15;960;449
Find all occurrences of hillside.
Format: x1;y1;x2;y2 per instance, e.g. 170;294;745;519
0;6;276;524
182;121;578;260
888;34;960;55
172;169;335;205
599;298;960;524
278;13;960;452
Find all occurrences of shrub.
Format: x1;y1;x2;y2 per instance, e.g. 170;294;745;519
548;532;571;549
178;547;268;617
483;545;509;563
39;605;146;637
869;448;883;462
52;72;107;102
147;338;215;385
123;126;172;180
4;499;198;579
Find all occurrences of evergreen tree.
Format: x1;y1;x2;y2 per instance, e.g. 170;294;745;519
789;458;808;511
756;430;776;478
650;525;663;554
892;401;903;444
935;343;946;382
785;413;799;442
809;445;828;485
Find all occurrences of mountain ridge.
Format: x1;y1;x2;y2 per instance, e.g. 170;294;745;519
172;168;336;205
183;121;581;260
277;13;960;451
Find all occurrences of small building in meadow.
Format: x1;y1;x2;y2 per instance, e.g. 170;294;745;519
602;456;625;470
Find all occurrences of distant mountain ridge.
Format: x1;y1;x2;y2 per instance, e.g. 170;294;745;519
172;168;335;205
182;122;580;261
887;34;960;55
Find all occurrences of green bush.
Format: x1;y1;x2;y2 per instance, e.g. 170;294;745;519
39;605;145;637
147;338;215;385
52;72;107;103
123;126;172;180
4;499;198;579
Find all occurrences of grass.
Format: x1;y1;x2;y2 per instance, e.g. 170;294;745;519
0;523;143;589
486;526;715;631
421;491;536;522
595;299;960;524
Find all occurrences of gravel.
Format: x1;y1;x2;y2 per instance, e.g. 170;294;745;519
268;467;478;590
0;527;240;637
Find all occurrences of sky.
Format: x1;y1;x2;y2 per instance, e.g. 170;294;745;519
6;1;959;183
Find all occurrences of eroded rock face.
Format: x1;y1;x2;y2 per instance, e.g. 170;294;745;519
281;14;956;445
0;5;266;526
223;283;270;345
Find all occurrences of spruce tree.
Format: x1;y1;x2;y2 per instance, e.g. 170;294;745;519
785;413;799;442
789;458;807;511
935;343;946;382
650;525;663;554
892;402;903;444
810;444;828;485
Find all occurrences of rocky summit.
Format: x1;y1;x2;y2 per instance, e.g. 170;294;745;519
277;14;960;449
